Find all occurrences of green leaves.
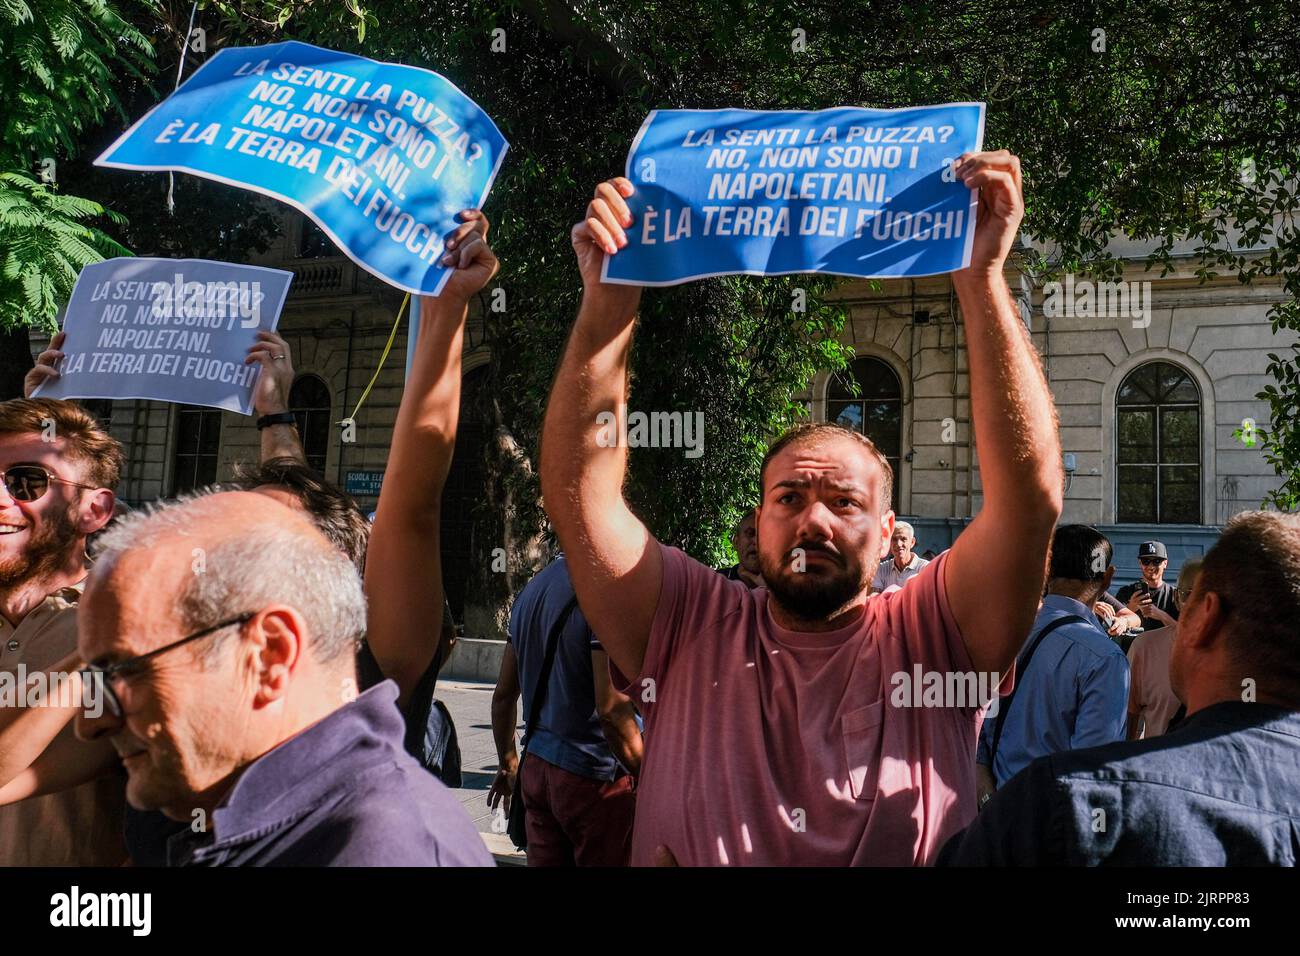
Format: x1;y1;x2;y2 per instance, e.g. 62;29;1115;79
0;0;156;341
0;172;128;331
0;0;155;163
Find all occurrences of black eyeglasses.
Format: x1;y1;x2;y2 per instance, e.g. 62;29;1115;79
1139;558;1165;566
80;613;256;719
0;465;98;502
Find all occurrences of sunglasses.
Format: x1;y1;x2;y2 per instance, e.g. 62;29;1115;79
0;465;98;502
79;613;256;719
1139;558;1165;566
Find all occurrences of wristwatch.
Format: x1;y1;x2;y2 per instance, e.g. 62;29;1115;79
256;412;297;430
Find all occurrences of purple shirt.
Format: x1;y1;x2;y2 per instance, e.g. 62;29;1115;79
168;682;491;866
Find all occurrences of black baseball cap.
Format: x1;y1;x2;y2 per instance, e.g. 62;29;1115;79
1138;540;1168;560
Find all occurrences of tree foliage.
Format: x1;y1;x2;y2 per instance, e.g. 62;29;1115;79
0;0;154;332
0;172;130;329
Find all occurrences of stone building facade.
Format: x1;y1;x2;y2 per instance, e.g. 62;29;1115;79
809;236;1295;581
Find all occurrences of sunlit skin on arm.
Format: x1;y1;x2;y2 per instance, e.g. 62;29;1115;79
365;211;497;710
540;179;661;682
245;330;308;465
941;151;1064;676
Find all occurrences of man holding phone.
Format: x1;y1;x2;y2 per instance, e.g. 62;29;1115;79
1115;541;1179;631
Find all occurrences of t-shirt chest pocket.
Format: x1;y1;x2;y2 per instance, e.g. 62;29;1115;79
841;698;886;801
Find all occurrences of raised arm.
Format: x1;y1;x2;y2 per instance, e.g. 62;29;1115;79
539;179;662;682
364;210;497;708
24;331;66;397
944;151;1064;676
245;330;308;464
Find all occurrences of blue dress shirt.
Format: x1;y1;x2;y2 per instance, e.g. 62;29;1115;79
977;594;1130;786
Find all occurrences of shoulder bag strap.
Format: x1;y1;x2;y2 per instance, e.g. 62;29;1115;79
988;613;1089;770
521;594;580;754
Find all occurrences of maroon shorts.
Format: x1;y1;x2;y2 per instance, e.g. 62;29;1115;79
520;756;636;867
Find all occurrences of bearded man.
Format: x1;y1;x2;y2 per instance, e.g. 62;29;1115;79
0;397;125;864
541;151;1063;865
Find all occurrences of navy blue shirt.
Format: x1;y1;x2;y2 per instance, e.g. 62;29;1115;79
941;702;1300;865
509;556;621;781
127;638;453;865
166;682;490;866
977;595;1130;786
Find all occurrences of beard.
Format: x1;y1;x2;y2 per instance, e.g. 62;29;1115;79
0;504;81;587
759;541;868;622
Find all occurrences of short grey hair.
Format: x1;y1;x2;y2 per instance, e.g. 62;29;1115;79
893;521;916;540
91;491;366;667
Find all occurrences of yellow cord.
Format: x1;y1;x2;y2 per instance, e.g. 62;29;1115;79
342;292;409;423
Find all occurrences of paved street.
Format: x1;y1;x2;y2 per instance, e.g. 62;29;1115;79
438;679;525;863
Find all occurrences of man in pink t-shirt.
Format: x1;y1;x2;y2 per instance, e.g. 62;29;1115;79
540;152;1063;866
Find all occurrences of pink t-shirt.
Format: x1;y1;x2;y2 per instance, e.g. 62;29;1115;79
616;545;993;866
1126;626;1180;738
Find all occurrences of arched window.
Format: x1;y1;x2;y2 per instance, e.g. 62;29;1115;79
289;374;332;473
825;357;902;512
1117;361;1201;524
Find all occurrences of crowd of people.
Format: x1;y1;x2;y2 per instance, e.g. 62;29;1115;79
1;152;1297;867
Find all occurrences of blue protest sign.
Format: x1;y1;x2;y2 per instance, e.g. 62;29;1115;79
601;103;985;286
33;258;292;415
96;40;508;296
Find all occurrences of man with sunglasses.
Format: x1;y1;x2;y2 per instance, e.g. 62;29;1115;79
0;397;125;865
75;490;489;866
1116;541;1180;632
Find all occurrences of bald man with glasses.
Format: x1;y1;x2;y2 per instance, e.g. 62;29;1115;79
75;491;489;866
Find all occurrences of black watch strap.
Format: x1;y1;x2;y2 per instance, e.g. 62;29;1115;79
256;412;297;430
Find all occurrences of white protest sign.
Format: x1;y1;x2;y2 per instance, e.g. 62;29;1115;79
33;258;292;415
